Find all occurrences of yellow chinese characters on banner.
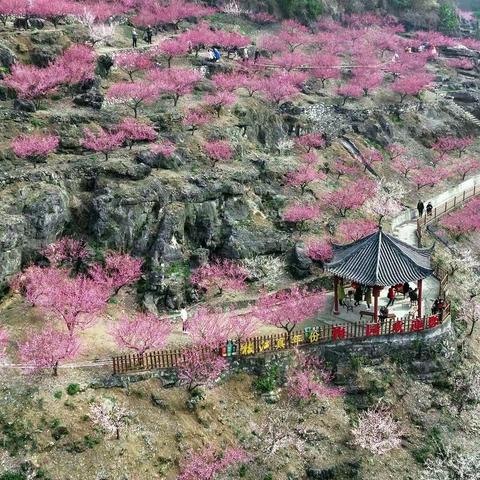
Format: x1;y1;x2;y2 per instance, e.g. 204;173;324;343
291;334;303;346
239;342;255;356
275;337;286;350
259;340;270;352
309;331;320;343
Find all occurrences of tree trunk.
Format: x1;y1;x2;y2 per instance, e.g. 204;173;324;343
53;361;59;376
468;320;477;337
116;427;120;440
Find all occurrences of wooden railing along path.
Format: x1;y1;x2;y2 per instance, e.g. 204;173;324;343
416;184;479;246
112;305;451;374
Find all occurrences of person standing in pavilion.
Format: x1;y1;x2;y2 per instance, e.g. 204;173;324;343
386;286;396;307
364;286;372;309
354;285;363;306
337;280;345;306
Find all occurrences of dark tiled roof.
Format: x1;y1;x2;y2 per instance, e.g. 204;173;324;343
324;229;433;286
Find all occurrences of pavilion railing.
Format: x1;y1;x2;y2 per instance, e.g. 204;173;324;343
416;184;479;246
112;306;451;374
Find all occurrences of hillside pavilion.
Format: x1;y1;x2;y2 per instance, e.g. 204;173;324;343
324;228;434;322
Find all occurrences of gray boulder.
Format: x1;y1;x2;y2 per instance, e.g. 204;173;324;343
135;150;182;170
96;54;113;78
287;244;312;279
13;99;36;112
0;46;16;70
30;46;61;67
73;88;104;110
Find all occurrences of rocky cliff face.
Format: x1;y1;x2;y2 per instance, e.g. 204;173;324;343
1;21;480;310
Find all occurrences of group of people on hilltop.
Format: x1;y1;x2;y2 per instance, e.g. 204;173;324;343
131;26;262;64
417;200;433;218
132;26;154;47
405;43;438;56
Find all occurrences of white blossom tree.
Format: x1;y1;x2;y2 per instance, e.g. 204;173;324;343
351;406;404;454
90;398;130;440
421;441;480;480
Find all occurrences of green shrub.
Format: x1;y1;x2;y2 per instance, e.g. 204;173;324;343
0;414;37;455
83;435;101;449
238;464;248;477
254;366;279;393
66;384;80;396
51;426;69;441
53;391;62;400
0;473;25;480
277;0;323;21
263;474;274;480
439;3;459;33
412;426;442;464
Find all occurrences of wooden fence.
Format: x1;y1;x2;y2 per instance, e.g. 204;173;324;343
112;305;451;374
417;184;479;246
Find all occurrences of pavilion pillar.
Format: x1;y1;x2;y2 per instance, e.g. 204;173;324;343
417;278;423;319
373;286;381;322
333;275;340;315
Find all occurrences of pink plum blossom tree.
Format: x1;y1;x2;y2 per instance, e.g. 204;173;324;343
323;180;374;217
2;64;61;102
156;38;189;68
11;133;59;168
392;156;421;178
295;132;325;152
107;81;158;118
90;252;143;296
117;117;157;150
305;238;333;263
19;326;81;376
391;72;434;102
253;286;326;340
177;348;229;392
282;203;320;231
190;259;248;295
337;82;363;105
149;68;202;106
112;312;171;355
22;267;110;335
42;237;89;271
203;91;236;117
182;108;211;134
82;127;125;160
336;219;377;243
203;140;234;166
285;166;326;195
432;136;474;158
114;51;153;81
179;446;248;480
183;307;233;348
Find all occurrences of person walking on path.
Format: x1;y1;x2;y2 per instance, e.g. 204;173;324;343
426;202;433;216
132;29;138;48
145;26;153;44
386;286;396;307
417;200;424;217
403;282;410;299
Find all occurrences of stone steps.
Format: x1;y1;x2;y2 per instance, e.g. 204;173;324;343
438;91;480;127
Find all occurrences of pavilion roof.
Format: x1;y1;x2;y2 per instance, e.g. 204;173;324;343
324;228;433;286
